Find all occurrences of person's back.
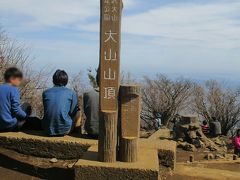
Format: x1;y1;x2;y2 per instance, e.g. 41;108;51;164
0;84;24;130
0;68;27;131
83;88;99;136
42;70;78;136
210;117;222;137
213;120;222;136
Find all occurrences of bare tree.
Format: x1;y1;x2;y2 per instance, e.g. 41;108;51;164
87;68;98;89
69;71;87;96
192;80;240;135
141;74;193;129
0;27;48;117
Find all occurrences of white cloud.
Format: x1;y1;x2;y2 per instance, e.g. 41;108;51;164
82;1;240;48
0;0;99;27
123;1;240;49
0;0;136;28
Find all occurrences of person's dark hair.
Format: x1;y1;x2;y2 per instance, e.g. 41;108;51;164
96;69;100;87
53;70;68;86
212;117;216;121
4;67;23;82
203;120;208;126
237;129;240;136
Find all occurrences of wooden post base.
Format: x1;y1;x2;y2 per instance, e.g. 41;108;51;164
119;85;141;163
120;137;138;162
98;111;117;162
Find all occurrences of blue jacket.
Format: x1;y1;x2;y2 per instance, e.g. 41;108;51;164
0;84;26;130
42;86;78;136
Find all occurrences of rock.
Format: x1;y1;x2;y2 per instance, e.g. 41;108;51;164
67;163;75;168
196;129;203;138
189;155;194;162
177;141;196;151
181;116;199;125
213;138;223;146
50;158;58;163
215;154;225;159
183;143;196;152
207;145;218;151
193;139;205;148
233;155;238;160
188;131;197;139
177;138;184;142
203;150;210;153
205;153;214;160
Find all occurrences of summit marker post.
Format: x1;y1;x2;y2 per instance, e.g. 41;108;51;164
98;0;123;162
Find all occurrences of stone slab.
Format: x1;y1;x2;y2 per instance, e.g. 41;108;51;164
0;131;97;159
149;129;171;140
75;145;159;180
181;116;199;125
140;139;176;170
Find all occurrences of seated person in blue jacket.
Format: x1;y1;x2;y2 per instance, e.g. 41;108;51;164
42;70;80;136
0;67;41;132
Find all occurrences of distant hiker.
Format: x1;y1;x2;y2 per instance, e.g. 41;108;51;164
0;67;41;132
155;112;162;130
201;120;210;135
210;117;222;137
42;70;81;136
233;129;240;157
83;72;99;139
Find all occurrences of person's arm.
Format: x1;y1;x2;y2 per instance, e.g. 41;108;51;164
83;93;89;113
70;91;79;118
11;88;27;119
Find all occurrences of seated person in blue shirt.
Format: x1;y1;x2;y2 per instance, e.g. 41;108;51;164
42;70;80;136
0;67;41;132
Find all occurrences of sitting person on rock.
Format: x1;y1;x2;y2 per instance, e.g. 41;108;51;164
83;71;99;139
42;70;81;136
0;67;41;132
233;129;240;157
201;120;210;135
210;117;222;137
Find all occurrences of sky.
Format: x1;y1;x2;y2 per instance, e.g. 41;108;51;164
0;0;240;84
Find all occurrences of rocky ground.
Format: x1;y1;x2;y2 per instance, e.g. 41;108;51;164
159;148;240;180
0;147;76;180
0;123;239;180
157;116;240;180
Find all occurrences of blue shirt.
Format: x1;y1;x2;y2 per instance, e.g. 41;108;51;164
42;86;78;136
0;84;26;130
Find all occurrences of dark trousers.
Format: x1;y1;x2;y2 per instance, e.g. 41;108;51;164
234;148;240;157
2;103;42;132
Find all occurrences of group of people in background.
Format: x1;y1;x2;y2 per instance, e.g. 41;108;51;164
0;67;99;138
201;118;240;157
201;118;222;137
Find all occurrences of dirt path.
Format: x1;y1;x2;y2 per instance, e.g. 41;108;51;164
175;164;240;180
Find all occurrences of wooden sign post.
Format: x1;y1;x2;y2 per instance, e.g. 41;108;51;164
119;85;141;162
98;0;123;162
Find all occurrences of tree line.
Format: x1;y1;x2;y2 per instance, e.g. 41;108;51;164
141;75;240;136
1;27;239;136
